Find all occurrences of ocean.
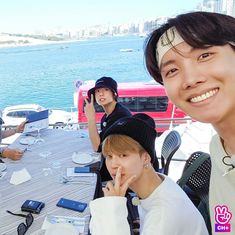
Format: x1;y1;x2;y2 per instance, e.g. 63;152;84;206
0;36;152;111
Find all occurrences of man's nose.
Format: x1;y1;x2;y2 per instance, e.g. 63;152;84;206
182;63;206;89
110;157;120;168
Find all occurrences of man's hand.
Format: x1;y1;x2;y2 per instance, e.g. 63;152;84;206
2;148;24;160
84;95;96;120
103;166;136;197
16;121;26;133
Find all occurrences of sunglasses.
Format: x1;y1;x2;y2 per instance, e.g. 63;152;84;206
6;210;34;235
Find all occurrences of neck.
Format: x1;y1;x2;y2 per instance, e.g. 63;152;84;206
103;101;116;115
130;168;162;199
213;116;235;154
222;139;235;156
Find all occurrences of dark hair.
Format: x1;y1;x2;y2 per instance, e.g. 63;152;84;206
144;11;235;85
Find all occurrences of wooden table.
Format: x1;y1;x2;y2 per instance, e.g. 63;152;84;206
0;128;98;235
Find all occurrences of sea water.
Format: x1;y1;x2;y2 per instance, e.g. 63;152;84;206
0;36;151;110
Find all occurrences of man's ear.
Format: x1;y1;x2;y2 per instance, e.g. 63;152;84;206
113;92;118;100
142;152;151;164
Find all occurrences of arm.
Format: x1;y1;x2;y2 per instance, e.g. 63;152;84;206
2;128;17;138
89;167;136;235
1;148;23;160
2;121;26;138
89;197;131;235
1;121;25;160
84;95;100;151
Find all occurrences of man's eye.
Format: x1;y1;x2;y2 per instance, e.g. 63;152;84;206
198;52;213;61
105;155;112;159
120;154;127;158
165;68;178;77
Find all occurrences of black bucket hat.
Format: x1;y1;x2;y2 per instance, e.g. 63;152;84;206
87;76;118;99
102;115;157;163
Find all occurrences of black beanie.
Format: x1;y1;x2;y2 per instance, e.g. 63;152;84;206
102;116;157;163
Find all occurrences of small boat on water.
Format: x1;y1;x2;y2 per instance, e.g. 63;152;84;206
120;48;133;52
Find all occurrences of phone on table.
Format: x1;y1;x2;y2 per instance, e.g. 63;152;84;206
56;198;87;212
21;200;45;214
74;166;90;173
85;161;101;171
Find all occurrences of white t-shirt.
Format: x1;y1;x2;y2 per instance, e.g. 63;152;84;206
89;175;208;235
209;134;235;235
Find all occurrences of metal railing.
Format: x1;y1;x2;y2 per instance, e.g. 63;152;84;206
1;117;193;132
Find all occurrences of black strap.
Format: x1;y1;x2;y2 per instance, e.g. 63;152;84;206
6;210;27;218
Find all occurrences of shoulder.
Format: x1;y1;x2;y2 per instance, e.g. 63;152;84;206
114;103;131;116
210;134;225;164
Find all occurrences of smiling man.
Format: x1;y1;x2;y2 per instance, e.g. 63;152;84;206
144;11;235;235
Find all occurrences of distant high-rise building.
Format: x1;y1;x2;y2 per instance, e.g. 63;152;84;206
225;0;235;16
203;0;223;12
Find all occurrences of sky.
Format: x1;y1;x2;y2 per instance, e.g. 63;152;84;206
0;0;202;34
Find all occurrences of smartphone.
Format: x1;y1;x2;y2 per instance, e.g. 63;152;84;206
56;198;87;212
21;200;45;214
74;166;90;173
85;161;101;171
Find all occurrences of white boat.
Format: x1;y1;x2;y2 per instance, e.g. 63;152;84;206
120;48;133;52
1;104;77;127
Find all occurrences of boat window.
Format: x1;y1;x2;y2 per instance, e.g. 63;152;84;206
82;96;168;113
6;110;36;118
118;96;168;112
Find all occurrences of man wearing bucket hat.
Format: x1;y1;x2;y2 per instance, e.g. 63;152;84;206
84;76;132;180
89;115;208;235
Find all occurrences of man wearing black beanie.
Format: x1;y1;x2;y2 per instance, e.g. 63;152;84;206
89;115;208;235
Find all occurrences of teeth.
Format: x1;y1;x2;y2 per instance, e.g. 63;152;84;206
190;89;218;103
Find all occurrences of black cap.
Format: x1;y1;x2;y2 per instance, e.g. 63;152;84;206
132;113;156;129
87;76;118;99
102;115;157;163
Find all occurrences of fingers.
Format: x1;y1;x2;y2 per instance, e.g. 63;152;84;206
3;148;23;160
16;149;23;154
105;181;114;191
90;94;94;104
13;149;24;160
123;175;136;190
102;169;137;197
114;166;122;190
102;181;115;197
102;187;109;196
16;121;26;133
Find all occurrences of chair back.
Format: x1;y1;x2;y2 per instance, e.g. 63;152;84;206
177;151;211;234
160;130;181;175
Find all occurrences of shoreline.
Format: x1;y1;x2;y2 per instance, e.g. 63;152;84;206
0;34;83;49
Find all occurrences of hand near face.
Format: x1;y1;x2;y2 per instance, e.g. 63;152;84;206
103;166;136;197
2;148;24;160
84;94;96;120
